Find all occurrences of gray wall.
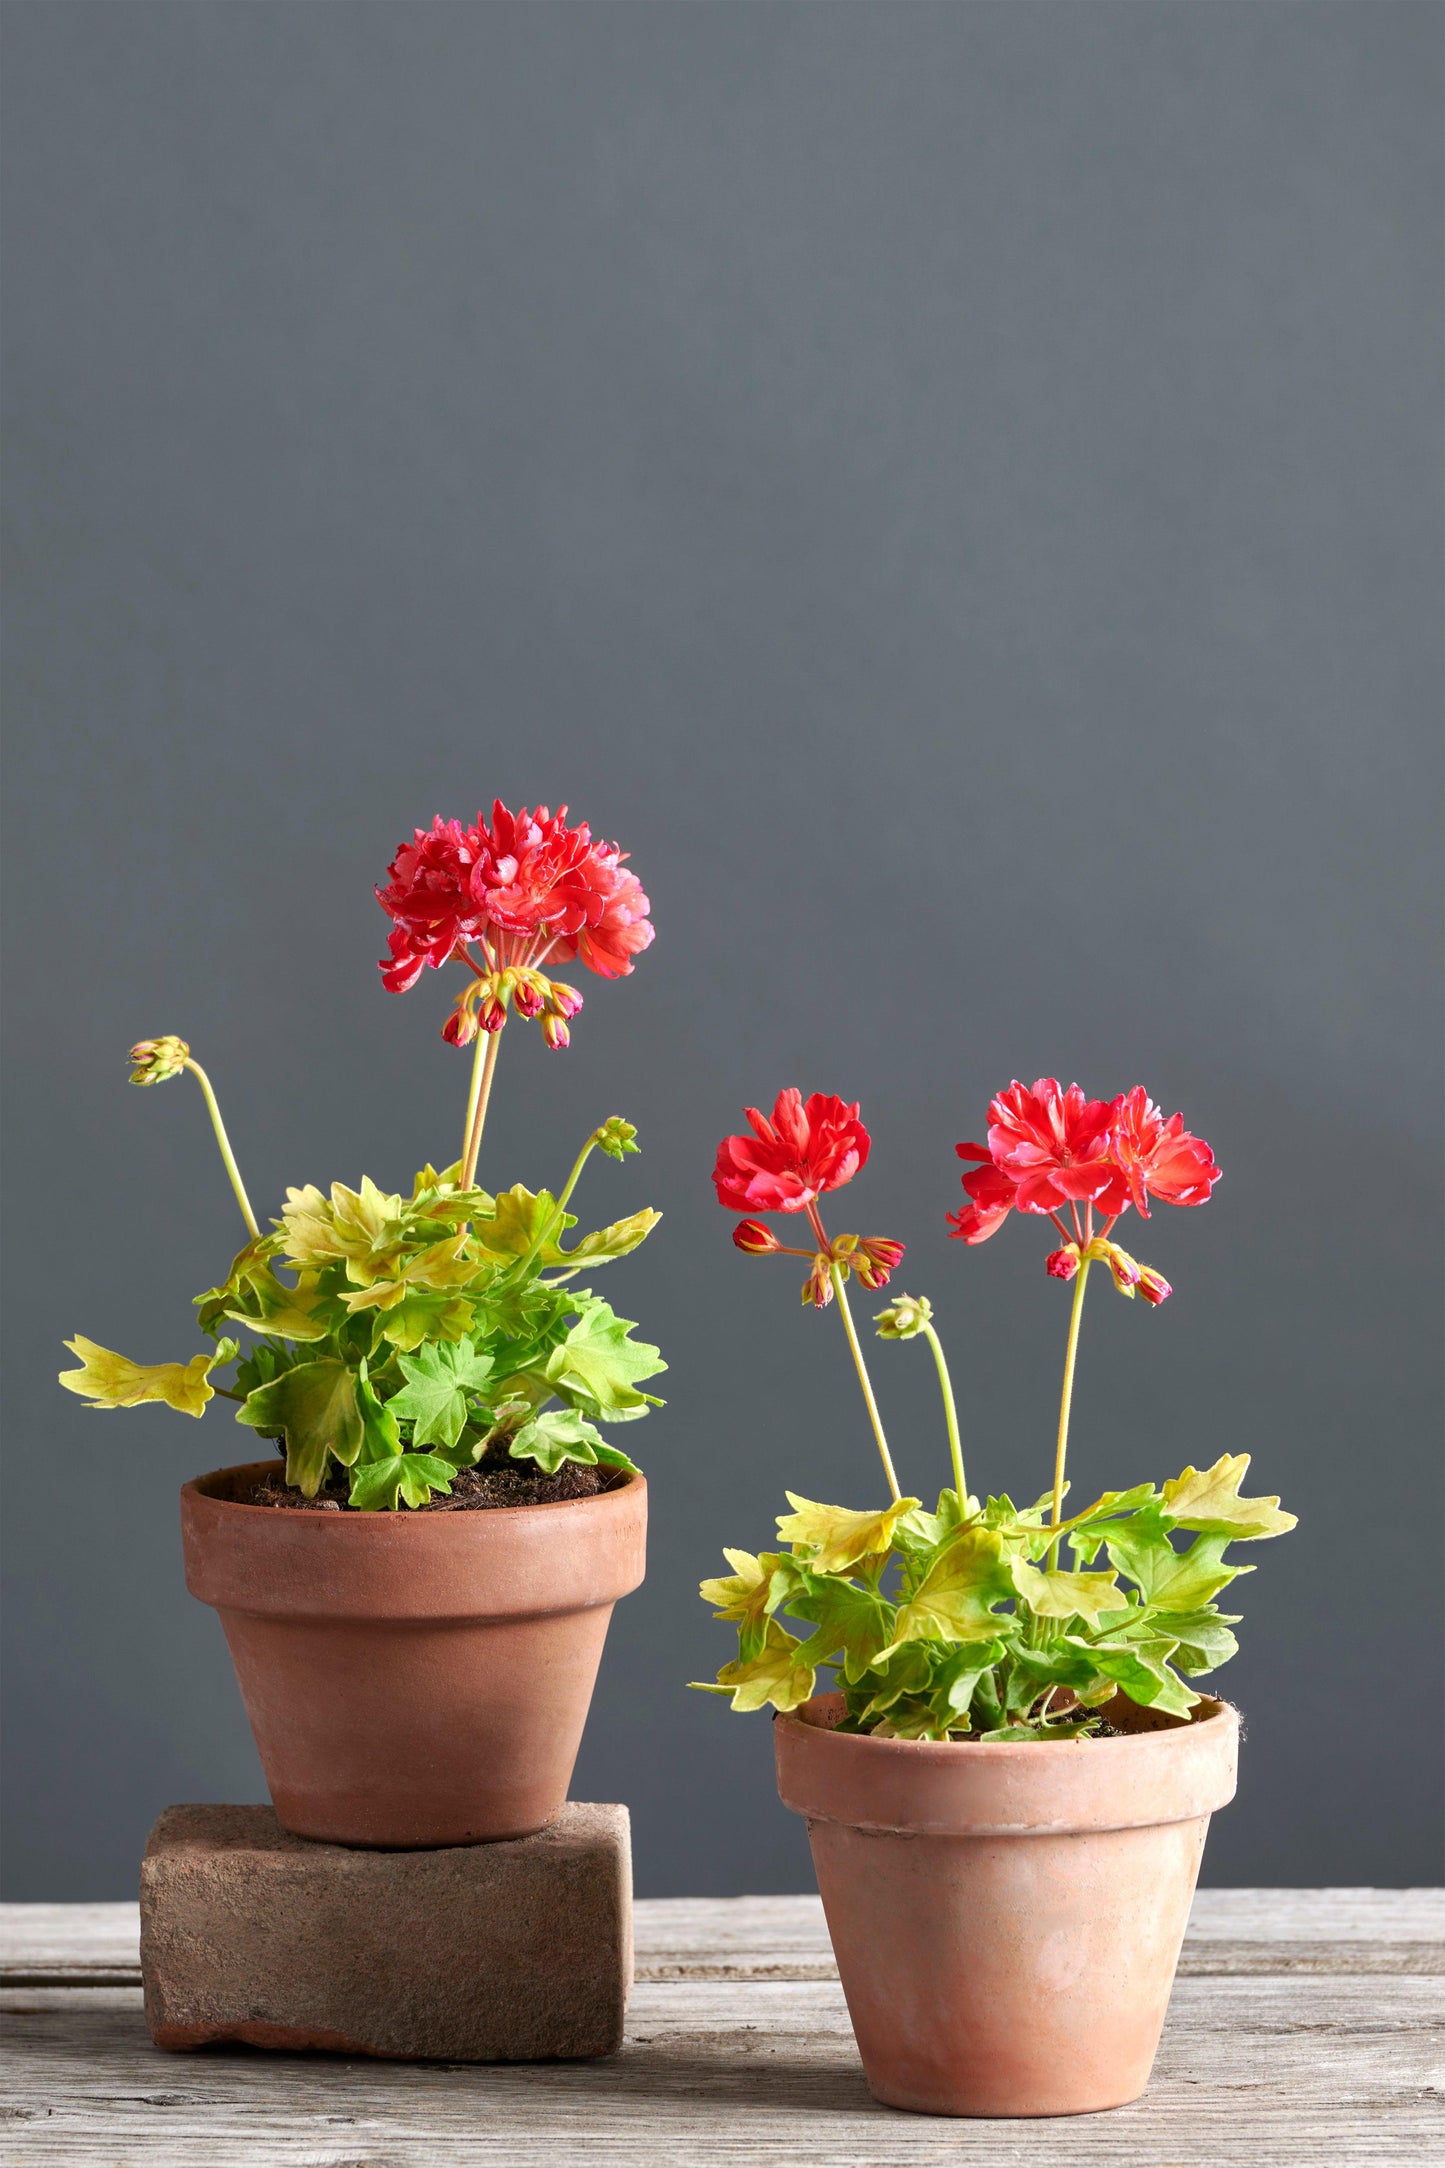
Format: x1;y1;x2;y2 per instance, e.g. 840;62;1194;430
3;1;1440;1900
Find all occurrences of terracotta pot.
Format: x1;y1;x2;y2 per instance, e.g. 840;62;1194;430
775;1689;1238;2117
181;1462;646;1848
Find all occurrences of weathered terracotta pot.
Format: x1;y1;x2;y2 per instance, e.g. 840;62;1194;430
775;1689;1238;2117
182;1462;646;1848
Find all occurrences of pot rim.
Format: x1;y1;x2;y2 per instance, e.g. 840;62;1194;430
183;1458;644;1526
775;1690;1239;1836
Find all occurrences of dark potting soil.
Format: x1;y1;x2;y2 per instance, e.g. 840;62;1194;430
247;1456;615;1513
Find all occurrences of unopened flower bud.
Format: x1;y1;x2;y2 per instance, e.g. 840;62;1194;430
478;985;508;1032
510;970;546;1020
545;978;584;1021
1104;1243;1142;1296
853;1235;905;1290
1045;1245;1080;1281
1138;1266;1172;1306
128;1036;190;1085
874;1291;933;1339
540;1010;570;1050
802;1254;834;1308
595;1116;639;1160
442;1005;478;1048
732;1218;780;1256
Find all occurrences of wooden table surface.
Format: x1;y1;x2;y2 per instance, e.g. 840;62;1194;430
2;1890;1441;2165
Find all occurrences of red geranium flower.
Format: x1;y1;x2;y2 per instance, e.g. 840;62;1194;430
375;800;654;1043
713;1090;870;1215
376;817;492;992
1110;1087;1220;1217
950;1078;1221;1263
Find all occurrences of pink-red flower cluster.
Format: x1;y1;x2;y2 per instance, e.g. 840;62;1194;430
376;802;653;1045
715;1092;905;1308
713;1090;870;1215
949;1078;1219;1251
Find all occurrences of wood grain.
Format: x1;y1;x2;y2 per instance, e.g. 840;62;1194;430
2;1893;1441;2166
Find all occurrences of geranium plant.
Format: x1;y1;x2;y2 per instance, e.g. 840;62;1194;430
60;802;665;1509
697;1080;1293;1738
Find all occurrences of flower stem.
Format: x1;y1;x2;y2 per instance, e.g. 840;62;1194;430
830;1263;902;1502
920;1319;967;1504
459;1027;502;1190
460;1025;490;1168
510;1127;601;1280
182;1059;260;1239
1049;1255;1093;1566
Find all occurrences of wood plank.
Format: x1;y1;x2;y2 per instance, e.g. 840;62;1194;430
6;1890;1441;1984
0;1974;1439;2166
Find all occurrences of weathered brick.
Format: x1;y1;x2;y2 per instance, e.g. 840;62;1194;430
140;1801;631;2061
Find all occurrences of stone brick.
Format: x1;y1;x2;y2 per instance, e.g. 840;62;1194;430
140;1801;631;2061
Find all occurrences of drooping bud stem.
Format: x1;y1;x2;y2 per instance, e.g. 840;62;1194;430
1049;1254;1093;1567
129;1041;259;1239
919;1316;967;1506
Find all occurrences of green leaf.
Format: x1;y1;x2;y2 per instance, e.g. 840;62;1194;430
786;1574;896;1683
371;1287;479;1353
1158;1454;1297;1540
592;1441;641;1478
930;1640;1007;1729
894;1488;976;1553
384;1340;495;1449
887;1525;1016;1650
699;1619;817;1713
347;1452;457;1511
1106;1516;1247;1612
775;1494;920;1574
1064;1635;1199;1717
59;1336;224;1418
509;1408;604;1474
235;1358;362;1496
355;1365;402;1464
848;1641;935;1723
1010;1557;1124;1625
543;1297;666;1420
1132;1607;1241;1675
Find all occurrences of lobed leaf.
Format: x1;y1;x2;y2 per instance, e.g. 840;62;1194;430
59;1336;225;1419
235;1357;362;1496
1158;1454;1297;1540
775;1494;919;1574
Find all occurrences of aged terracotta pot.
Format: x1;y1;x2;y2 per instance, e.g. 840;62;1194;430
775;1688;1238;2117
181;1462;647;1848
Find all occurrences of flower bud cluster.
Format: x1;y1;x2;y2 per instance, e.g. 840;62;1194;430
443;968;585;1051
1049;1237;1172;1306
128;1036;190;1086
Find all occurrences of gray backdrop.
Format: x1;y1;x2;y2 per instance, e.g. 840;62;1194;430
3;0;1440;1901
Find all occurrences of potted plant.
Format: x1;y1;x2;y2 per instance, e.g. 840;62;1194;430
61;801;665;1849
697;1080;1294;2117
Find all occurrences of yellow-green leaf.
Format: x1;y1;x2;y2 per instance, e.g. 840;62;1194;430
558;1207;662;1269
775;1493;920;1574
235;1357;363;1496
1159;1454;1297;1540
1011;1557;1124;1624
888;1525;1015;1648
59;1336;219;1418
702;1619;817;1713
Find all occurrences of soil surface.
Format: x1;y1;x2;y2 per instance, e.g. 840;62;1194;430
248;1455;616;1513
